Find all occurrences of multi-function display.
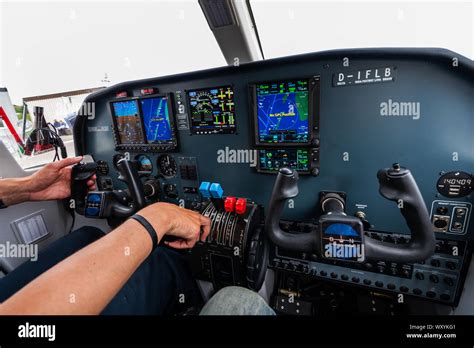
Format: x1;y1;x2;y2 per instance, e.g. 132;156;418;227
255;80;310;144
258;148;310;173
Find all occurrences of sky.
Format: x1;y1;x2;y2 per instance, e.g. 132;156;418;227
0;0;226;104
0;0;472;105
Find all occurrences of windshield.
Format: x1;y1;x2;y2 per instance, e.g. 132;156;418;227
251;0;473;59
1;0;226;105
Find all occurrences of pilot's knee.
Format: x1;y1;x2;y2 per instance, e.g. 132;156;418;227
200;286;275;315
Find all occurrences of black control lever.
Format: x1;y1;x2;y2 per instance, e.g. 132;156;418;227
264;168;319;252
364;164;436;262
115;159;146;211
71;161;98;215
72;158;146;218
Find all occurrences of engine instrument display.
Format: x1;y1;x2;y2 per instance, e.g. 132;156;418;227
255;80;310;145
258;148;311;173
111;100;145;145
187;86;236;134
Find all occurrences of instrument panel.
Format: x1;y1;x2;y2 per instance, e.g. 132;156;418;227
74;48;474;308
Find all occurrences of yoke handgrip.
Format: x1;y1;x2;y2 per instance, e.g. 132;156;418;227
364;166;436;262
264;168;319;252
71;162;97;215
115;159;146;213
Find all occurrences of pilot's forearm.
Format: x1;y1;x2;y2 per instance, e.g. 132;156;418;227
0;219;161;315
0;177;32;206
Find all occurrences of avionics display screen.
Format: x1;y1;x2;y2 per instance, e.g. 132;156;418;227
258;148;310;173
111;100;145;144
140;96;173;143
255;80;310;144
187;86;236;134
321;221;364;262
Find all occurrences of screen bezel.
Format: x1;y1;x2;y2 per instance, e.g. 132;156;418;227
185;85;237;135
250;76;320;147
109;93;178;151
109;97;146;147
256;148;313;175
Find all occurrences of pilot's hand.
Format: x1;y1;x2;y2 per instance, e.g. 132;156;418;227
28;157;97;201
137;202;211;249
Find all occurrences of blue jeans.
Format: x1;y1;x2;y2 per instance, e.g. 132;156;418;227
200;286;275;315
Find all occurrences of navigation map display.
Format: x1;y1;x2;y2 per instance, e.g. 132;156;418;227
255;80;310;144
140;96;174;144
187;86;236;134
111;100;144;144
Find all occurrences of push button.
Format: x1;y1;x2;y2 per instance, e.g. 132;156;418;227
415;272;424;280
440;294;451;301
199;182;211;198
85;207;100;217
87;193;102;202
426;291;436;298
443;277;454;286
224;196;236;212
445;261;456;270
209;183;223;198
235;198;247;215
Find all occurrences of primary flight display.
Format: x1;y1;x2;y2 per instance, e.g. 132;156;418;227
111;100;144;145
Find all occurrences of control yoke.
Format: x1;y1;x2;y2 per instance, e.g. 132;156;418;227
265;168;319;252
115;159;146;211
71;158;146;218
265;165;436;263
